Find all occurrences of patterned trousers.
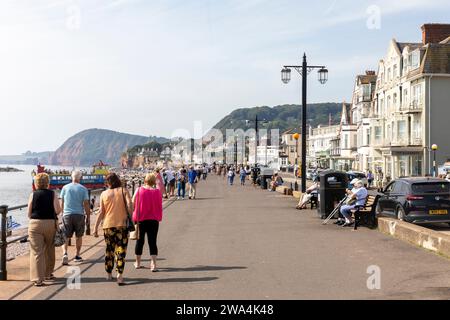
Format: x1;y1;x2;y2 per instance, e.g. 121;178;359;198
103;227;128;274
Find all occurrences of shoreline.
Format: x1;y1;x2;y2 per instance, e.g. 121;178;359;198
0;167;23;172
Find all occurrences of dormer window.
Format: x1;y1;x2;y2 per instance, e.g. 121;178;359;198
410;50;420;70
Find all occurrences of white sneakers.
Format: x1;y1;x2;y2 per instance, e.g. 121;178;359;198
62;254;69;266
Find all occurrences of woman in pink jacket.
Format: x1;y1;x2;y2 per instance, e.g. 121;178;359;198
155;168;166;198
132;173;163;271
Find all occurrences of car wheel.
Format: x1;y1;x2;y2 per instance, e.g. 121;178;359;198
396;206;406;221
375;203;382;216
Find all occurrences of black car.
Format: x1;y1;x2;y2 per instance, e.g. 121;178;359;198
376;177;450;224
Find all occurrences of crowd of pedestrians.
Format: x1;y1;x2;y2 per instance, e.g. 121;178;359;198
27;169;165;287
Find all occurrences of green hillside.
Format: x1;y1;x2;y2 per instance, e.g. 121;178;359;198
212;103;342;134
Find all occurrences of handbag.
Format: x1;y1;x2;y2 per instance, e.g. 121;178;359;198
122;187;135;233
129;187;140;240
54;217;67;247
53;190;67;247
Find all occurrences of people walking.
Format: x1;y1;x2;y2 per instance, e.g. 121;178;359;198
132;173;163;271
240;167;247;185
154;168;166;198
93;173;132;285
202;165;208;180
90;196;96;211
161;168;169;199
188;166;198;199
27;173;62;286
166;168;176;197
228;167;235;185
60;170;90;265
367;170;374;189
177;167;187;200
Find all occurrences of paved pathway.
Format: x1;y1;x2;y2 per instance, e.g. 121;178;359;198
10;175;450;299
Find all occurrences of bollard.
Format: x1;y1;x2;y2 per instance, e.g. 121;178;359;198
132;181;135;196
0;205;8;280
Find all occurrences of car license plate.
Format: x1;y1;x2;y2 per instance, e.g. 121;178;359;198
429;209;448;215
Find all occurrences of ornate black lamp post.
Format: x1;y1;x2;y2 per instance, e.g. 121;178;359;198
282;53;328;192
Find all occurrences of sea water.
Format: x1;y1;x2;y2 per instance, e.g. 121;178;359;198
0;164;89;227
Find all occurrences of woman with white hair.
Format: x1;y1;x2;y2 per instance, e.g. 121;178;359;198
339;179;368;227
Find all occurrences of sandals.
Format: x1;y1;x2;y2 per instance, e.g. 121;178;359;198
133;262;143;269
34;281;46;287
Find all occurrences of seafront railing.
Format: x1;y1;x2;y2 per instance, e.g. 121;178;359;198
0;188;106;281
0;204;28;280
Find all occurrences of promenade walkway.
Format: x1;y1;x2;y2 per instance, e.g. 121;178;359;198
3;175;450;299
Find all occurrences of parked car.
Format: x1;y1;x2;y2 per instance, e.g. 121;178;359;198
306;169;315;180
347;171;368;188
376;177;450;224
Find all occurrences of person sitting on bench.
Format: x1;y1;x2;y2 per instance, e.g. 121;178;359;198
339;179;368;227
296;177;319;210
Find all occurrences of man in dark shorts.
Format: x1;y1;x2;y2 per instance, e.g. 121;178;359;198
60;170;91;265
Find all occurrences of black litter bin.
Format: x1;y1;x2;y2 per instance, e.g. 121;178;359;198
317;170;348;219
259;167;274;189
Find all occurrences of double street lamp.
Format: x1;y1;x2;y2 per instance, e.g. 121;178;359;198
281;53;328;192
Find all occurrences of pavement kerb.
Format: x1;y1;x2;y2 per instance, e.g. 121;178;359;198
377;217;450;259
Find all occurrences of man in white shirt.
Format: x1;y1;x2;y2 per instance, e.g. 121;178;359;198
339;180;368;227
165;168;176;197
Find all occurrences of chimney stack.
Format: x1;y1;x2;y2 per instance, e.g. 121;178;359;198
365;70;376;75
422;23;450;44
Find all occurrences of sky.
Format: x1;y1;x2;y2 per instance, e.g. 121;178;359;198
0;0;449;154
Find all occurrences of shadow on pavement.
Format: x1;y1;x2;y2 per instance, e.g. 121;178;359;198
75;276;219;286
159;265;247;272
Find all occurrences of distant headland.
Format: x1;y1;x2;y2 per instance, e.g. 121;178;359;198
0;167;23;172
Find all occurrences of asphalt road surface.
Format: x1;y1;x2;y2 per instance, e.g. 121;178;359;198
25;175;450;300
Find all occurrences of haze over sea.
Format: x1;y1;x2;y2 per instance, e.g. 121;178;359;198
0;164;89;227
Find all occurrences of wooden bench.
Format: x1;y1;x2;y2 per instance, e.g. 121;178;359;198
351;195;380;230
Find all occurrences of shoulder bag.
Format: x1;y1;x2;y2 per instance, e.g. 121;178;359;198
122;187;136;233
53;191;67;247
129;187;140;240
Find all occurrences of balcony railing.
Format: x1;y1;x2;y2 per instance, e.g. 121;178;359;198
330;148;341;156
357;95;372;103
400;100;423;112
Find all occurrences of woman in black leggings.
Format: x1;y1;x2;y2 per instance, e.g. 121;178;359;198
132;173;163;271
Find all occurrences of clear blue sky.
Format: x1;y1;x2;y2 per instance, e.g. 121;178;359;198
1;0;449;154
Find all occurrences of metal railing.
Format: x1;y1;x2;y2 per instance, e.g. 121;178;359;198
0;187;106;281
0;204;29;281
